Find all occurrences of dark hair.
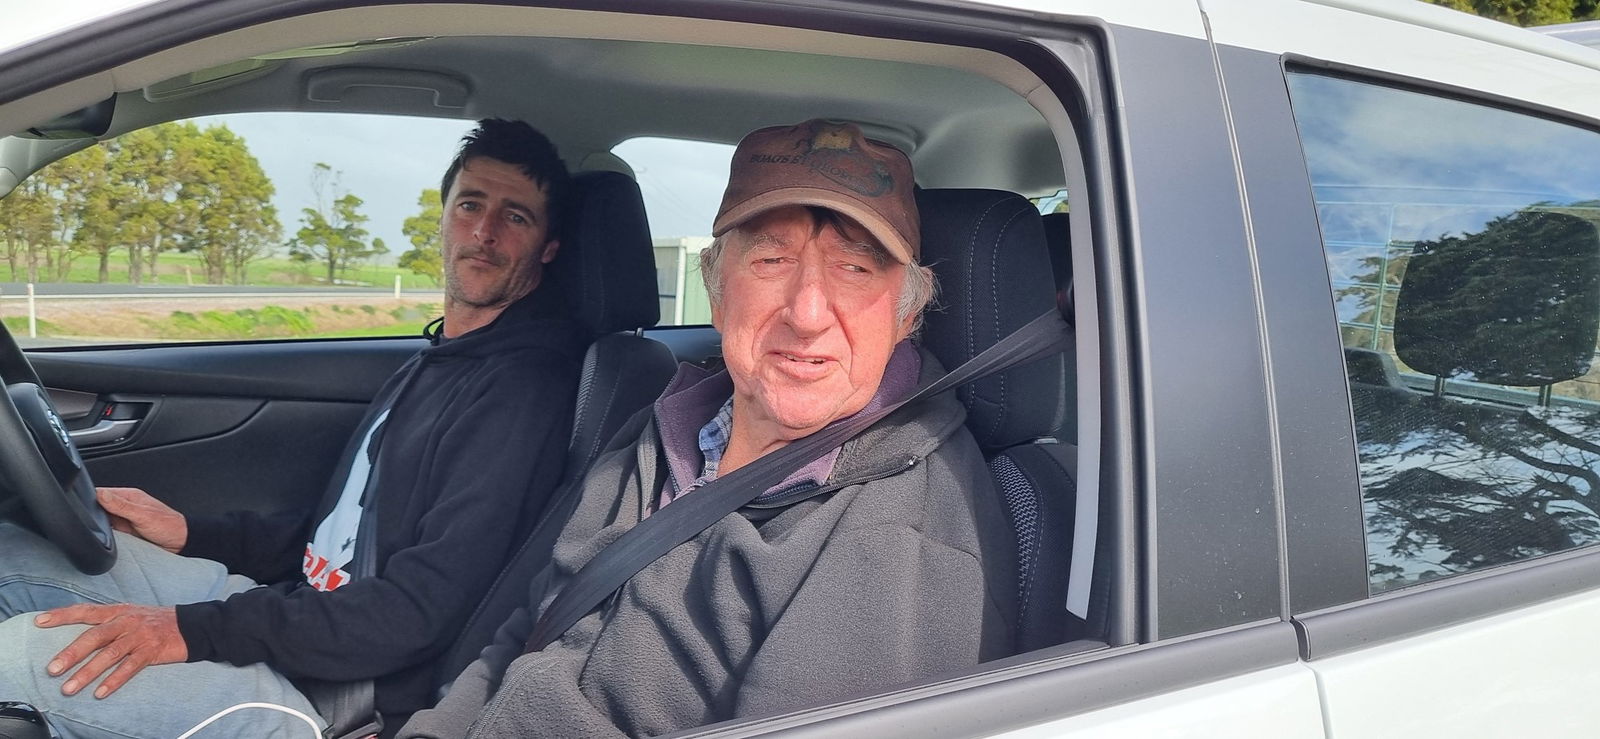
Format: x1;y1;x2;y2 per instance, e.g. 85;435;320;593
439;119;571;232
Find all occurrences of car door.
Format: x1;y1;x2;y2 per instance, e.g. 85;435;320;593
1207;0;1600;735
684;1;1336;734
29;339;417;518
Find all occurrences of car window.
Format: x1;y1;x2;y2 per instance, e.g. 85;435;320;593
0;112;466;347
612;136;732;327
1287;71;1600;592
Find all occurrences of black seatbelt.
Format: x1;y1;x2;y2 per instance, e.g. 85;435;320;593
309;495;383;739
305;411;396;739
524;309;1073;654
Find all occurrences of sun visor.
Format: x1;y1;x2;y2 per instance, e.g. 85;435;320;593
15;96;113;140
1393;209;1600;387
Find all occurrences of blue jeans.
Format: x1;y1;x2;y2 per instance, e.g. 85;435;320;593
0;522;325;738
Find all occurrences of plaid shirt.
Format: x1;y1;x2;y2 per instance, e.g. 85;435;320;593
690;397;736;490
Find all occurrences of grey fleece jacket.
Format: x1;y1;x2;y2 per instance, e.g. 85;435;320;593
403;345;1018;738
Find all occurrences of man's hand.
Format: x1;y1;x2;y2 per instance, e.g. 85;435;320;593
35;604;187;699
96;487;186;554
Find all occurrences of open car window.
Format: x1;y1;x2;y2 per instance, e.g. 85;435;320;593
0;112;469;346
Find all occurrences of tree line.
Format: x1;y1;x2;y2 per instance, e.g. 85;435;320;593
0;122;278;285
0;121;445;287
1426;0;1600;25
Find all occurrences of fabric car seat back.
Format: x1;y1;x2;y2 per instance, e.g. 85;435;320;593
432;170;678;704
916;188;1081;652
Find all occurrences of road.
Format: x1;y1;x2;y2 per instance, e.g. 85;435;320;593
0;283;442;300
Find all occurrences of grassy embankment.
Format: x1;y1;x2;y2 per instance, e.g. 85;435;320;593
5;302;439;342
160;303;439;340
1;252;440;290
0;254;442;341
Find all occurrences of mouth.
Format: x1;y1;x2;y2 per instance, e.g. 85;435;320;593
459;253;502;268
779;352;827;365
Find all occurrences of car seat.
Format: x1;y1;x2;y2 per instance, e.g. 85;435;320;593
916;188;1082;652
423;170;677;726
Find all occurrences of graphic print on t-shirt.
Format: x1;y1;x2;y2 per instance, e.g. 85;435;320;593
303;408;390;591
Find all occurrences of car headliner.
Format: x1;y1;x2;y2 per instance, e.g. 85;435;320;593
0;4;1070;198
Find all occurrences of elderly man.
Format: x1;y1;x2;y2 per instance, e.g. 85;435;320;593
0;119;587;737
404;119;1017;738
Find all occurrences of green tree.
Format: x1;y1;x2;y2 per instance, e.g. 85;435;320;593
1425;0;1579;25
0;169;58;281
1;148;96;282
0;121;277;286
58;143;123;282
290;163;374;284
397;188;443;285
176;125;279;284
110;123;197;285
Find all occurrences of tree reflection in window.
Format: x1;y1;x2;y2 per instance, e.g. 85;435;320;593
1358;209;1600;591
1288;69;1600;592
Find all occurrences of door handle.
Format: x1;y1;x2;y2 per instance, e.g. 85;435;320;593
68;419;140;448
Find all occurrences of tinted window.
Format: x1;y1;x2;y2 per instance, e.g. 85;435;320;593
1288;72;1600;592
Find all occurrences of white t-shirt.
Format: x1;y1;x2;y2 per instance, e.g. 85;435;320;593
302;409;390;592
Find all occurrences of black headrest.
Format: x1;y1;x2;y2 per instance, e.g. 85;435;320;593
1042;212;1072;288
917;188;1068;450
1345;347;1404;389
1042;212;1074;321
549;170;660;335
1393;210;1600;387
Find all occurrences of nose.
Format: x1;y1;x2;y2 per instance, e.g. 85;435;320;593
472;211;500;246
783;256;836;337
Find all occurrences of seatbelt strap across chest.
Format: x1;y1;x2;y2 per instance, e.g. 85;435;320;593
523;309;1073;654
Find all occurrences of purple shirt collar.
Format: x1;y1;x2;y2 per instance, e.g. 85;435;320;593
654;340;923;508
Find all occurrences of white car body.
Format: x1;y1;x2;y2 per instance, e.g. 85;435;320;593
0;1;1597;737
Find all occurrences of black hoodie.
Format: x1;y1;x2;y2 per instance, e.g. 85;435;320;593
175;285;586;720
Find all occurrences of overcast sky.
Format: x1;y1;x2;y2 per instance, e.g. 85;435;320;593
203;112;733;262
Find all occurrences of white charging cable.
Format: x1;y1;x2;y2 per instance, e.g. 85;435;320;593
174;701;323;738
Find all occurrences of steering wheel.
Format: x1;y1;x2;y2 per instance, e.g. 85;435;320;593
0;321;116;574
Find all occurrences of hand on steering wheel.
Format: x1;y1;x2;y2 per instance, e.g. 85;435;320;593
98;487;187;554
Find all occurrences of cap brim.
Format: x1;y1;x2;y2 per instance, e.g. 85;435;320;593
713;186;915;264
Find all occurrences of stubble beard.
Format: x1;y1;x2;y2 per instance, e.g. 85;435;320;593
444;249;539;309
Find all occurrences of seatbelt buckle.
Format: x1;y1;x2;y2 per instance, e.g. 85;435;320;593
0;701;62;739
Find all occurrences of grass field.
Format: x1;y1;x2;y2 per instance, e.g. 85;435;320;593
307;322;431;338
2;316;61;335
6;297;441;343
1;251;441;290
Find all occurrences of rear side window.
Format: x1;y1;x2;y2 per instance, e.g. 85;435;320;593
1287;72;1600;593
611;136;733;326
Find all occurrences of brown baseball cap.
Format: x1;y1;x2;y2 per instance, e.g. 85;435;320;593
713;119;920;264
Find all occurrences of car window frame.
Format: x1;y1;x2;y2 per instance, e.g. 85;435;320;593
1274;53;1600;642
0;0;1341;734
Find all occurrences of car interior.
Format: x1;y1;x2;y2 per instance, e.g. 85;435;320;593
0;5;1104;734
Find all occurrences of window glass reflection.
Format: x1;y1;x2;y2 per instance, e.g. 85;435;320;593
1288;72;1600;592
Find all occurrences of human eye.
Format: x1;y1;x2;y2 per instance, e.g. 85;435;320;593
457;200;481;212
749;255;790;277
507;211;530;226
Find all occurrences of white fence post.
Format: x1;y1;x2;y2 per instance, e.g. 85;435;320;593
394;274;402;299
26;283;36;338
